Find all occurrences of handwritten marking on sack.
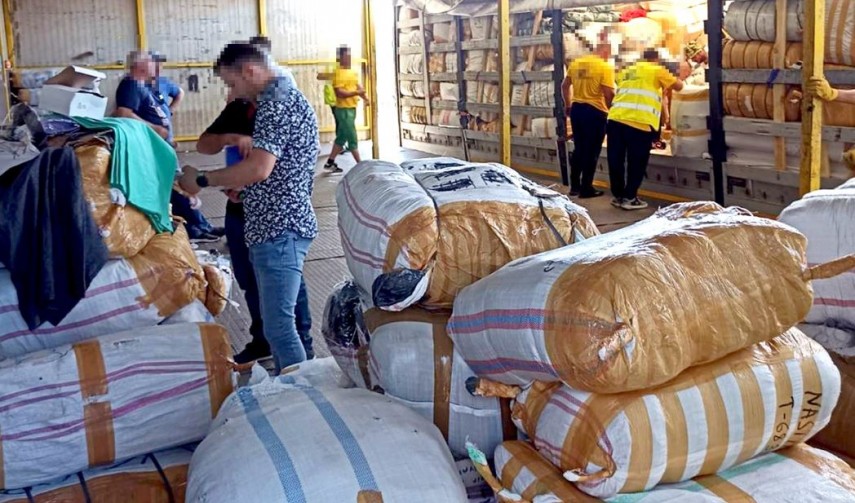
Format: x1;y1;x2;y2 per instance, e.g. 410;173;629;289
770;395;795;449
794;391;822;440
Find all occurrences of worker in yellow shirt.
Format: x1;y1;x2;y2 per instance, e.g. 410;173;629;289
607;49;684;210
323;45;368;172
563;38;615;199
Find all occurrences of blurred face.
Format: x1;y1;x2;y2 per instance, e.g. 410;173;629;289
691;51;707;64
218;64;259;100
339;49;352;68
154;61;163;76
132;57;155;79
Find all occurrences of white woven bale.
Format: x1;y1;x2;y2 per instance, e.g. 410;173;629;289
0;446;194;502
0;323;234;490
336;158;597;310
0;260;162;358
780;189;855;328
186;382;468;502
365;309;506;458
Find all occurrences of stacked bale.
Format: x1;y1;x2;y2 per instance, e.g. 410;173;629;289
326;157;598;500
447;201;854;499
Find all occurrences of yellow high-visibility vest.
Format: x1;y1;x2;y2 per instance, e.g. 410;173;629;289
608;61;663;131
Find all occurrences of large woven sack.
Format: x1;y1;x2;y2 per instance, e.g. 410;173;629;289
800;323;855;461
76;143;156;258
0;260;161;357
186;381;468;502
337;158;598;310
512;329;840;498
128;224;207;319
448;201;823;393
494;441;855;503
0;446;193;503
0;323;233;490
780;189;855;327
364;308;511;458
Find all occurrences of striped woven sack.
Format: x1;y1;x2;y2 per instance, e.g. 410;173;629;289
448;201;855;394
187;381;468;502
512;329;841;498
0;323;233;490
494;441;855;503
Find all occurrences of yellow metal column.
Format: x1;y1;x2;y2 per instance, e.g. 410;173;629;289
497;0;511;166
135;0;147;50
800;0;825;195
363;0;379;159
258;0;268;36
2;0;13;68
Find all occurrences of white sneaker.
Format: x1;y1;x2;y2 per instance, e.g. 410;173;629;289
610;197;623;208
621;198;649;210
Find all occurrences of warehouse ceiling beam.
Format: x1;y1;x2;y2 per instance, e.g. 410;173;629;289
800;0;825;195
498;0;511;166
135;0;147;50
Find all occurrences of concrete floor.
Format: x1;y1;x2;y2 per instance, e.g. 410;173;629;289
179;143;659;357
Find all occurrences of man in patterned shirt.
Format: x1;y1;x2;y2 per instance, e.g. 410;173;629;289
179;43;319;372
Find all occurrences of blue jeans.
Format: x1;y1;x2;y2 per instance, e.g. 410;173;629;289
171;190;213;239
249;231;313;372
225;212;313;358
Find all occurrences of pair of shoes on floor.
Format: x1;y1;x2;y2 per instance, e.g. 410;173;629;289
569;189;605;199
234;342;316;365
611;197;649;210
323;161;343;173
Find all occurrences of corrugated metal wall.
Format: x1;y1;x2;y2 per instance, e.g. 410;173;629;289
5;0;367;142
11;0;136;67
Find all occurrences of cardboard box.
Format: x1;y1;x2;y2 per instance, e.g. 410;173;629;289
39;66;107;120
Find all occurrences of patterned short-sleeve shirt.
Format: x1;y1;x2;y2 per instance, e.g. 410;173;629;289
244;76;320;246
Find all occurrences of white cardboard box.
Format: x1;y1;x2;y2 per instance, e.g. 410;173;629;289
39;66;107;119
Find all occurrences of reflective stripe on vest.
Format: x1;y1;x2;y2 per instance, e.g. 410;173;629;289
609;61;664;130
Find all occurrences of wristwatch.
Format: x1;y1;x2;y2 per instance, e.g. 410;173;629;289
196;173;210;188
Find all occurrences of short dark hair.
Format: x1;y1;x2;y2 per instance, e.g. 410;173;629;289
337;45;351;58
249;35;272;51
214;43;267;74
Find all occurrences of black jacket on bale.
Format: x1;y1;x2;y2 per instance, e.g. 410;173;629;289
0;147;108;330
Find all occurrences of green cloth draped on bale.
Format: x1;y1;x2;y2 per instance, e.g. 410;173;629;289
72;117;175;233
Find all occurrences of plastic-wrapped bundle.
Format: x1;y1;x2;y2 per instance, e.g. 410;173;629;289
0;446;194;503
280;356;355;390
365;308;510;458
0;225;206;358
800;323;855;461
494;441;855;503
0;323;234;490
780;188;855;327
161;299;215;325
322;280;372;388
448;201;831;393
337;158;598;311
186;381;468;502
670;85;710;158
76;143;155;258
512;329;840;498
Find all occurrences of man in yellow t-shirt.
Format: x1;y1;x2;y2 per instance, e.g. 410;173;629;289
323;45;368;172
562;40;615;199
606;49;683;211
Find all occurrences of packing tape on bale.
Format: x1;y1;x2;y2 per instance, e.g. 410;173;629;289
74;340;115;467
432;322;454;442
200;324;235;419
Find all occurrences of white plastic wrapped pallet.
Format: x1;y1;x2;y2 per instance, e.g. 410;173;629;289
779;188;855;327
0;323;234;490
670;85;710;158
186;381;468;502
